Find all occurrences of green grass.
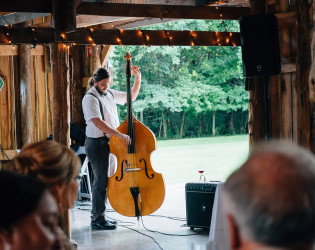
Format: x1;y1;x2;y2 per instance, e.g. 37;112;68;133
150;134;249;185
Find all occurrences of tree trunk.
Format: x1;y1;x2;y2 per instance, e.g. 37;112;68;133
212;111;216;136
163;112;167;138
180;111;185;138
140;110;143;123
158;111;163;138
197;114;202;137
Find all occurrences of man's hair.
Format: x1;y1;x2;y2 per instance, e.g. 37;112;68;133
223;140;315;248
89;67;110;87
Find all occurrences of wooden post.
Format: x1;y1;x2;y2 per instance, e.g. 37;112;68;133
248;0;267;146
71;45;85;131
52;0;76;33
20;44;34;145
50;43;71;237
295;0;313;150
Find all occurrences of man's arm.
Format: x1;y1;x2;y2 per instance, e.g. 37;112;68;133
131;66;141;101
91;118;131;146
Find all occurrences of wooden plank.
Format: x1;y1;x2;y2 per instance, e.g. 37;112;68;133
99;17;174;30
76;15;132;28
279;74;293;139
0;13;50;26
101;45;113;68
0;56;15;150
46;72;53;136
270;75;280;138
0;149;19;161
0;45;44;56
0;27;241;46
295;0;312;149
309;28;315;101
36;55;49;140
0;0;51;12
31;55;38;141
13;55;22;149
76;3;250;20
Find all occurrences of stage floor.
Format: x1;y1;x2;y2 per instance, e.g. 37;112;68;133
71;183;210;250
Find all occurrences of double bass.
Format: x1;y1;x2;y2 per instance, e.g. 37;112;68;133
107;52;165;217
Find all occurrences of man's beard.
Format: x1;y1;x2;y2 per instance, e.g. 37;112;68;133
95;85;107;96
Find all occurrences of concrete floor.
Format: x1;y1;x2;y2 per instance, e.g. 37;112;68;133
71;184;210;250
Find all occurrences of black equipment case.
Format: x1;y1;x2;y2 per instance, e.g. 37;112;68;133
185;182;220;230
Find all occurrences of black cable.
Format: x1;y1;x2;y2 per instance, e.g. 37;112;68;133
119;224;163;250
147;214;186;222
139;200;198;237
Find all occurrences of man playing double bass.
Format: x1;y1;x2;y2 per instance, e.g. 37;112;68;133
82;65;141;230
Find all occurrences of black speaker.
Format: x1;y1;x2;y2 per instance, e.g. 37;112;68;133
185;182;219;229
240;14;281;77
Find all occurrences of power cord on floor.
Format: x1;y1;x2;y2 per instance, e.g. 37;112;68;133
139;202;199;237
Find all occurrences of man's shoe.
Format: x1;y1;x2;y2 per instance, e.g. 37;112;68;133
91;221;117;230
106;219;117;225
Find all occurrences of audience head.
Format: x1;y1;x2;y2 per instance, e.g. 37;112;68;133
11;140;81;210
223;140;315;250
0;171;60;250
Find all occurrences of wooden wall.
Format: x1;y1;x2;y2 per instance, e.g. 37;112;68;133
0;45;52;165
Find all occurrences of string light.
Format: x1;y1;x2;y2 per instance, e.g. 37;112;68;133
190;30;196;46
88;28;95;45
163;30;172;46
116;29;122;45
29;26;37;48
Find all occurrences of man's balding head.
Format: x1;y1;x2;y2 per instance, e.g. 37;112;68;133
223;141;315;249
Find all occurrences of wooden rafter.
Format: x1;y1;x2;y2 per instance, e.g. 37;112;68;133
76;3;250;20
0;13;49;26
0;0;51;12
0;27;240;46
97;18;175;30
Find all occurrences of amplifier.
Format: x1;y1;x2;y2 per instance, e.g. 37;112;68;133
185;182;220;230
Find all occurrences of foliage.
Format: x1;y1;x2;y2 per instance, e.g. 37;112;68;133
109;19;249;138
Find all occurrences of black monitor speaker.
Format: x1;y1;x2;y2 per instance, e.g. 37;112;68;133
240;14;281;77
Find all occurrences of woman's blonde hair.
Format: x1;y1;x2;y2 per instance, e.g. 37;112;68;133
11;140;81;186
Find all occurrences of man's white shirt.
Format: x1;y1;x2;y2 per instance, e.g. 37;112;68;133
82;86;127;138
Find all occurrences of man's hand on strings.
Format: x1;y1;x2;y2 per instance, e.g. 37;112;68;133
119;133;131;146
132;66;141;78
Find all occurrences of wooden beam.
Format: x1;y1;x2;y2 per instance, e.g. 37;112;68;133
0;45;44;55
52;0;76;33
0;27;240;46
76;3;250;20
99;17;175;30
0;13;50;26
93;0;249;7
76;15;132;28
0;0;51;12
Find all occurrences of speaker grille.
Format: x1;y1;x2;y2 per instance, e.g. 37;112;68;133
185;182;219;228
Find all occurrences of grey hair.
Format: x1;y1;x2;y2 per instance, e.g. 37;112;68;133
223;140;315;248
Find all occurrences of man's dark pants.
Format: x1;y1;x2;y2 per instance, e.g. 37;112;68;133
85;136;109;223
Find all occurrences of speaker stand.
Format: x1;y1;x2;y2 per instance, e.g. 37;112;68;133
263;76;272;140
